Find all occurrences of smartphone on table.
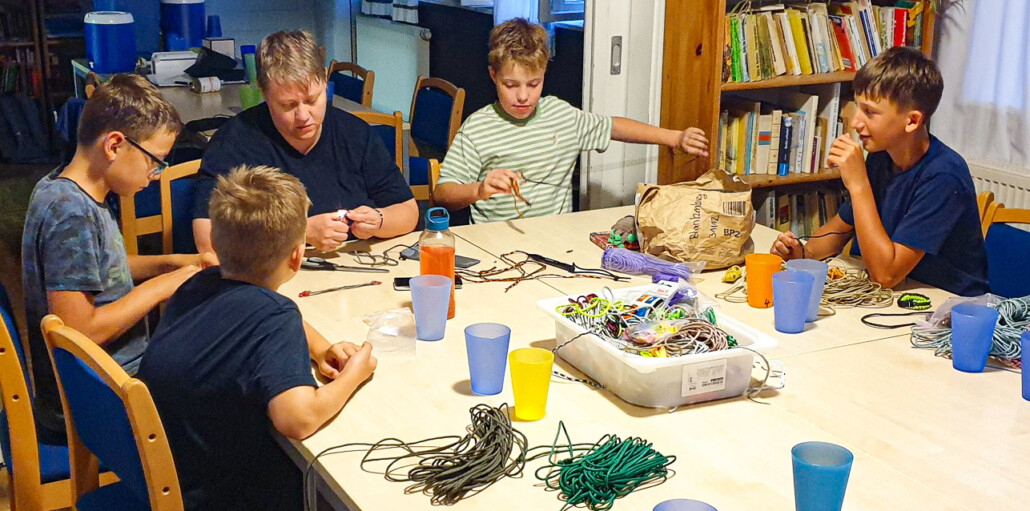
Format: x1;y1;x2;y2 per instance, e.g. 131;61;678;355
393;275;464;291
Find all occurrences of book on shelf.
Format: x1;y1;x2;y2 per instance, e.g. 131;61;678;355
759;189;844;234
723;1;927;85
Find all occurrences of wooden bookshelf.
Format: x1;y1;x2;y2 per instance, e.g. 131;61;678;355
722;71;856;92
742;168;841;188
659;0;936;185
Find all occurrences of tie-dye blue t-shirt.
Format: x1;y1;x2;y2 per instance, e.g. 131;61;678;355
21;168;148;438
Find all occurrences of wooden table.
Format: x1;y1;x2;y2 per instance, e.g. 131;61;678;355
160;84;371;124
268;208;1028;511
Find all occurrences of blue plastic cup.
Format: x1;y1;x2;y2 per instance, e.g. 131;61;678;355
792;441;853;511
465;323;511;395
950;303;999;373
653;499;717;511
1021;330;1029;401
786;259;828;322
410;275;452;341
773;271;814;334
205;15;221;38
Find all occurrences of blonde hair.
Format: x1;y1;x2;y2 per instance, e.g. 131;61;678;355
257;30;327;91
209;165;309;279
78;74;182;145
489;18;549;72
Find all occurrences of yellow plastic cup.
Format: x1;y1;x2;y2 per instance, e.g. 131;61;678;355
746;253;783;308
508;348;554;421
238;84;263;110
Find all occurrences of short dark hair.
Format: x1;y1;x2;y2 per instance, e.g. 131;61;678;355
78;74;182;145
853;46;943;120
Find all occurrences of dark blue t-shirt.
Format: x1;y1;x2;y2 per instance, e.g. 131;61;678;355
138;267;315;511
192;103;414;220
838;136;989;296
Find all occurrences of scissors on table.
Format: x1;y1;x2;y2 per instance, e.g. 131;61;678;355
301;257;389;273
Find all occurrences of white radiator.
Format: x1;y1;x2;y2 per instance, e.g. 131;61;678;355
969;160;1030;210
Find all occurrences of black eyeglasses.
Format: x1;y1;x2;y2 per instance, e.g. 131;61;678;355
125;137;169;178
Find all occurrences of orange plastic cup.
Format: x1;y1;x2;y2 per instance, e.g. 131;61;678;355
746;253;783;308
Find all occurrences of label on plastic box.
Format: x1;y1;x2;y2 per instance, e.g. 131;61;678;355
681;359;727;397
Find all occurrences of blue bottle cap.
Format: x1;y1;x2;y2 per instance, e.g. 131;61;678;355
240;44;256;55
425;207;450;231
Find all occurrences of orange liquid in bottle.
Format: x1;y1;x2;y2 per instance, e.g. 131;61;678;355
420;245;456;319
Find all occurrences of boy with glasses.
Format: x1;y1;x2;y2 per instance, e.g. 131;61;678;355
21;74;217;444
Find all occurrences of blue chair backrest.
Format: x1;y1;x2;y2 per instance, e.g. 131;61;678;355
371;124;398;167
411;87;455;152
330;72;365;105
985;223;1030;298
51;348;150;504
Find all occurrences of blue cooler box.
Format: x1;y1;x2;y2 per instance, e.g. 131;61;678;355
84;11;137;73
161;0;205;49
94;0;160;55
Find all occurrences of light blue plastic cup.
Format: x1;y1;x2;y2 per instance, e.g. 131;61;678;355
773;271;814;334
1022;330;1030;401
653;498;717;511
465;323;511;395
410;275;452;341
950;303;999;373
792;441;853;511
786;259;828;322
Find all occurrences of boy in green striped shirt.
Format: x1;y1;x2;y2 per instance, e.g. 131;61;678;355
433;18;710;223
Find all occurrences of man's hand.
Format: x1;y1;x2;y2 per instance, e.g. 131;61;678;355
346;206;384;240
827;136;869;193
307;213;350;252
477;169;521;201
771;231;804;261
674;127;709;157
316;341;361;379
339;342;378;383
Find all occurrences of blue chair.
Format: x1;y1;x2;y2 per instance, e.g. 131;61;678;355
982;202;1030;298
41;315;183;510
353;110;404;172
408;75;465;168
119;160;200;256
328;60;375;108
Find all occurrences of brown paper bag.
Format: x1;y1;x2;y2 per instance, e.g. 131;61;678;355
635;169;755;269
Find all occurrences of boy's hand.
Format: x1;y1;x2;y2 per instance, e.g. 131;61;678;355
477;169;521;201
196;252;219;268
346;206;383;240
316;341;361;379
154;264;201;300
339;341;378;383
771;231;804;261
674;127;710;157
827;136;869;193
307;213;350;252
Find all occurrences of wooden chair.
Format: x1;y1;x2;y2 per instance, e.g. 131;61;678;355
408;76;465;162
327;61;375;108
120;160;201;256
407;157;440;203
352;110;404;171
981;202;1030;298
977;191;995;238
41;315;183;511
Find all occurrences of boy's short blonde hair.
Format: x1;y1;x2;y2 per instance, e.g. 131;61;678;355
209;166;309;279
489;18;549;72
854;46;943;120
257;30;327;92
78;74;182;145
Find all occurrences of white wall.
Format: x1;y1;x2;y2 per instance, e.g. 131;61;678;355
354;15;429;118
205;0;318;52
580;0;664;209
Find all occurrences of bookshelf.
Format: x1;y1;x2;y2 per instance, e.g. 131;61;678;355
659;0;936;185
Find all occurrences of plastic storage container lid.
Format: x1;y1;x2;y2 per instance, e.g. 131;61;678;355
161;0;204;4
84;11;134;24
425;207;450;231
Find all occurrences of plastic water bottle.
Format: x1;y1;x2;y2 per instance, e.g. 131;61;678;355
420;207;456;319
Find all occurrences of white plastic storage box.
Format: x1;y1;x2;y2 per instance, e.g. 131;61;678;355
537;286;776;409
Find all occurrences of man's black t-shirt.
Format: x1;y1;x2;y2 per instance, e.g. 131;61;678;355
193;103;413;220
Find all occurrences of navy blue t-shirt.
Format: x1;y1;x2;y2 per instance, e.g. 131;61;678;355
138;267;316;511
838;136;989;296
192;103;413;220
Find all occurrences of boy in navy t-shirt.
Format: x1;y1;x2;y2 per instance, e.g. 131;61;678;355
771;47;988;296
138;165;377;511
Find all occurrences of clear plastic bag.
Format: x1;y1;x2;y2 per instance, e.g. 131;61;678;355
914;293;1003;330
363;308;417;356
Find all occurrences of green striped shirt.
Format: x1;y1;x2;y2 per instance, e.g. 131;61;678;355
439;96;612;223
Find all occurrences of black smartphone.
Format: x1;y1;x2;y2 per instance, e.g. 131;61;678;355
400;243;480;269
393;275;464;291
